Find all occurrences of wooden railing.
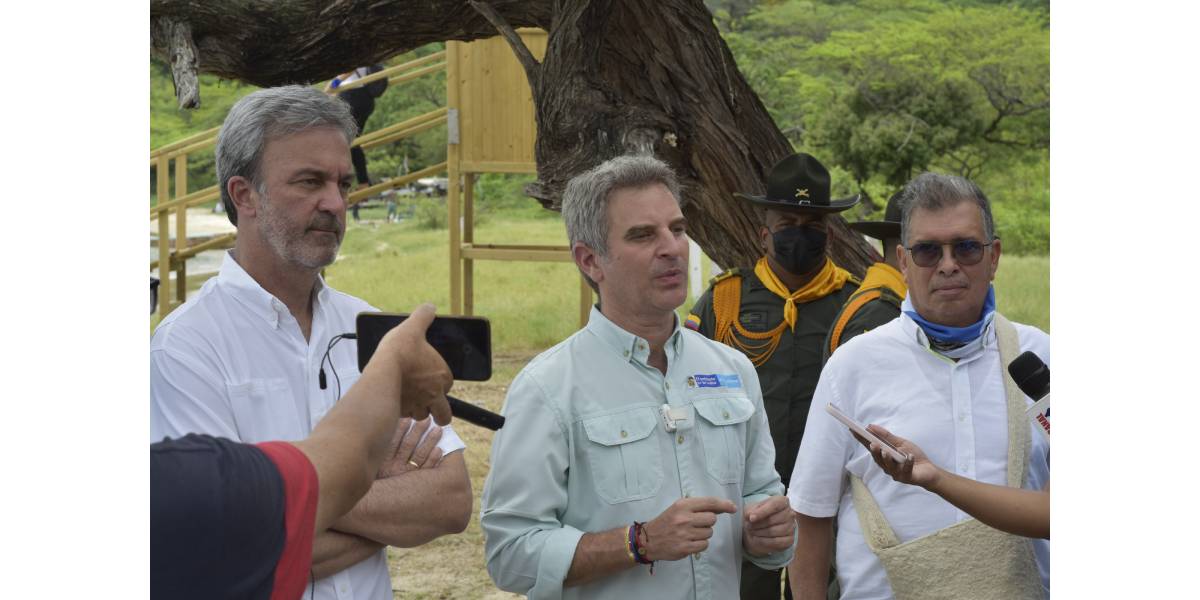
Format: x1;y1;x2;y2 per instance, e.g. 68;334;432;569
150;52;449;316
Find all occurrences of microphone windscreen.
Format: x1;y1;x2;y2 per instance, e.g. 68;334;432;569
1008;350;1049;400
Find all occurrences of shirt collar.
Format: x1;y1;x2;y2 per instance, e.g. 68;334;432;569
898;311;995;362
217;250;327;329
584;305;684;366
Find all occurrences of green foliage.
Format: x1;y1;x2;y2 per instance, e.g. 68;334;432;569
721;0;1049;254
795;4;1049;188
474;174;533;209
149;61;258;149
150;60;259;198
982;151;1049;255
413;196;448;230
473;173;554;220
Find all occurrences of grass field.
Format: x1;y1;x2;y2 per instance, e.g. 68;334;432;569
992;254;1050;332
152;207;1049;597
327;205;580;353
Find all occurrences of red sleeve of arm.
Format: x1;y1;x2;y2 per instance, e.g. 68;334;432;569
255;441;319;600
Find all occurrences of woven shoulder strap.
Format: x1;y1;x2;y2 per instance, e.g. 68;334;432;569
992;313;1031;488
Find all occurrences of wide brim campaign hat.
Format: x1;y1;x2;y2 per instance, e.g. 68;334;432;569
849;191;904;240
735;153;859;214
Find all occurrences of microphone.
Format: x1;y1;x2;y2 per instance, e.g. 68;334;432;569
1009;351;1050;441
447;394;505;430
1007;351;1049;401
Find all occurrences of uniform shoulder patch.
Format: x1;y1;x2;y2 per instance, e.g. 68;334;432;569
708;267;741;286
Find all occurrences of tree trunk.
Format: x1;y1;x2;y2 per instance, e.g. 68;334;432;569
150;0;879;274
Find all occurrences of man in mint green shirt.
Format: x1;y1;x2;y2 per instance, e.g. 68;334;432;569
481;155;796;600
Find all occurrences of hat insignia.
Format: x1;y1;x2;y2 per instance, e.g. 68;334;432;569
795;188;809;199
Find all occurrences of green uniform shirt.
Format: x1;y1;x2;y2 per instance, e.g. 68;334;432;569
688;268;858;486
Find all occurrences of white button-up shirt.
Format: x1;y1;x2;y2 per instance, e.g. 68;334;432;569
787;314;1050;600
151;251;465;600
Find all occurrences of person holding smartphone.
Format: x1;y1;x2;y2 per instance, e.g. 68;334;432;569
855;423;1049;540
152;305;454;599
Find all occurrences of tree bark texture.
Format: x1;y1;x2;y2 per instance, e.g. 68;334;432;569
149;0;878;274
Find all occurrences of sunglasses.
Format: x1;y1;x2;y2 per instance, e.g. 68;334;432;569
904;239;995;268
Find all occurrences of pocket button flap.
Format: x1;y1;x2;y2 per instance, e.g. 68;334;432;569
693;395;754;426
583;407;659;446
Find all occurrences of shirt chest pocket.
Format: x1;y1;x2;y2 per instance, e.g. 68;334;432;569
226;378;302;442
581;407;663;504
692;394;755;484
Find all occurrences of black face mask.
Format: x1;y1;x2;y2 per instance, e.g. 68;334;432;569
771;225;827;275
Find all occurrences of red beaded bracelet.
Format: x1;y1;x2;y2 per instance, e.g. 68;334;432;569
629;521;654;573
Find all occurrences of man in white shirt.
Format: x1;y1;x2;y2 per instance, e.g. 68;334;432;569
150;85;471;600
786;172;1050;599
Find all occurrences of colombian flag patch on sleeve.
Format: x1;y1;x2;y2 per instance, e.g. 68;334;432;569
684;314;701;331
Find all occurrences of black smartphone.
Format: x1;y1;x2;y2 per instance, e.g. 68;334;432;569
356;312;492;381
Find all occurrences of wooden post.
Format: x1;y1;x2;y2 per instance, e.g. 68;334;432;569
447;42;463;314
174;154;189;305
448;166;462;315
463;172;475;316
157;156;171;316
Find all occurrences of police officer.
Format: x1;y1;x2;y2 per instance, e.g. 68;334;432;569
686;153;859;599
823;191;909;362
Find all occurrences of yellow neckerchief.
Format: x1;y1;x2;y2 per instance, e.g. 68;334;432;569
857;262;907;298
711;256;852;367
753;256;853;332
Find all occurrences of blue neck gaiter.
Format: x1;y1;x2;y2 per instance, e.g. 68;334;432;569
903;285;997;345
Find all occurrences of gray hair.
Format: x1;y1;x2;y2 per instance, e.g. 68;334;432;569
215;85;358;225
899;172;996;246
561;154;683;293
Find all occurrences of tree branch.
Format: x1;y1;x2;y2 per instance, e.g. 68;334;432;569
148;0;551;90
147;0;879;274
150;17;200;109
